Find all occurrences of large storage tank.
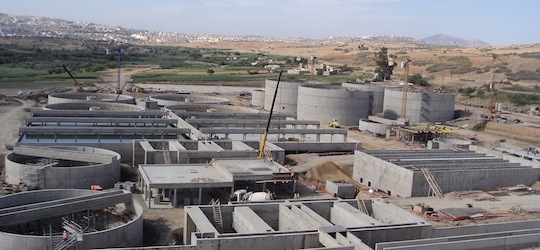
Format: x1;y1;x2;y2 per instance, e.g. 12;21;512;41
383;88;455;124
149;94;229;107
342;83;388;115
48;93;135;104
297;84;372;126
251;89;265;107
264;79;303;114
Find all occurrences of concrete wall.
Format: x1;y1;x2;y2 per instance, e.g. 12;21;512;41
149;94;229;107
48;93;135;105
5;148;120;189
343;83;385;115
297;84;372;126
17;142;133;164
264;79;301;114
251;89;265;107
353;151;415;197
358;120;390;136
382;89;455;124
0;190;143;250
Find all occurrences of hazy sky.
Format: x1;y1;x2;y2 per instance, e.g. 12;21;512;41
2;0;539;45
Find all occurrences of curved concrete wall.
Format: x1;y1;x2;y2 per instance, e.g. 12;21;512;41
251;89;265;107
297;84;372;126
149;94;229;107
383;89;455;124
343;83;398;115
5;146;121;189
0;189;143;249
358;120;390;136
43;101;144;111
48;93;135;105
165;104;259;113
264;79;302;114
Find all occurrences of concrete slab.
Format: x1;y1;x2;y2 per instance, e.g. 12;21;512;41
139;164;233;189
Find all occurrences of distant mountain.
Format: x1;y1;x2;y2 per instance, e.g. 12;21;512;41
0;13;489;46
421;34;489;48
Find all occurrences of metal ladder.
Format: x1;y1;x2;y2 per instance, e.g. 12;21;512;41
421;168;444;199
357;199;370;216
211;199;223;232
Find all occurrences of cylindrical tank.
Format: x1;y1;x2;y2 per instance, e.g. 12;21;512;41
43;101;145;111
264;79;303;114
297;84;372;126
48;93;135;104
149;94;229;107
383;88;455;124
5;146;121;189
251;89;265;107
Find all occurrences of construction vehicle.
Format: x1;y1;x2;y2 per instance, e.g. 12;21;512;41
231;189;274;202
328;119;341;128
62;64;85;92
259;71;283;158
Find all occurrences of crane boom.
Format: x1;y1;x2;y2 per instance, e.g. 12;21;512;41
62;64;84;92
259;71;283;158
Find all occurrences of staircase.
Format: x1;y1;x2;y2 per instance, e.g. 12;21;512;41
211;199;223;233
162;148;172;164
357;199;370;216
421;168;444;199
53;217;84;250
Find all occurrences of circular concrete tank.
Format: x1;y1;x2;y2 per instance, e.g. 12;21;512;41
48;93;135;104
358;119;391;136
149;94;229;107
251;89;265;107
43;101;145;111
264;79;303;114
165;104;259;113
383;88;456;124
5;146;121;189
0;189;143;249
297;84;371;126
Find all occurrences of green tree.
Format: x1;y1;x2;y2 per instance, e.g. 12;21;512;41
207;68;215;75
408;73;429;87
373;47;395;81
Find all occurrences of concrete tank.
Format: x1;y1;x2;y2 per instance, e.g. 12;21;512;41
5;146;121;189
149;94;229;107
251;89;265;107
358;119;391;136
297;84;372;126
48;93;135;105
382;88;456;124
165;104;259;113
43;101;145;111
343;83;398;115
264;79;303;114
0;189;143;249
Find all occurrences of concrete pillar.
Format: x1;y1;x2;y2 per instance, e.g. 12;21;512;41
198;188;202;205
173;189;178;207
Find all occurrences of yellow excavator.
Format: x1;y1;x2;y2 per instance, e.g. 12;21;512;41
328;119;341;128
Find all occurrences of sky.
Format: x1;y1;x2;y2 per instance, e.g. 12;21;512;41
2;0;540;45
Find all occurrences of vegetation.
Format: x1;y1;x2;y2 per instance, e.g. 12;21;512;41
506;70;540;81
373;47;395;81
408;73;429;87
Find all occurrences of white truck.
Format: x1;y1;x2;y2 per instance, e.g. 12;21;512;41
231;189;273;202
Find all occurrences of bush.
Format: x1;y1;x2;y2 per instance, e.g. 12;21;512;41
507;70;540;81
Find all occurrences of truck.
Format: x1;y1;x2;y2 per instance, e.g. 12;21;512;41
231;189;273;202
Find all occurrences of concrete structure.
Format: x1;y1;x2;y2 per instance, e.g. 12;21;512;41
428;138;472;150
382;89;455;124
0;189;143;250
138;158;290;208
182;199;429;249
48;92;136;104
343;83;391;115
353;149;540;197
165;104;259;113
251;89;265;107
297;84;372;126
264;79;303;114
5;145;120;189
43;101;144;111
359;120;392;137
149;94;229;107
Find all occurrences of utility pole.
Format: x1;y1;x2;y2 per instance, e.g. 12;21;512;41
400;58;413;120
106;48;123;94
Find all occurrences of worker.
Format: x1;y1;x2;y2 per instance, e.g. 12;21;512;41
62;231;68;240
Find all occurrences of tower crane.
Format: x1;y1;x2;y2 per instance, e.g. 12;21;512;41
487;48;505;114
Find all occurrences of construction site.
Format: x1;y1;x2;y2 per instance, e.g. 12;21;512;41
0;71;539;250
